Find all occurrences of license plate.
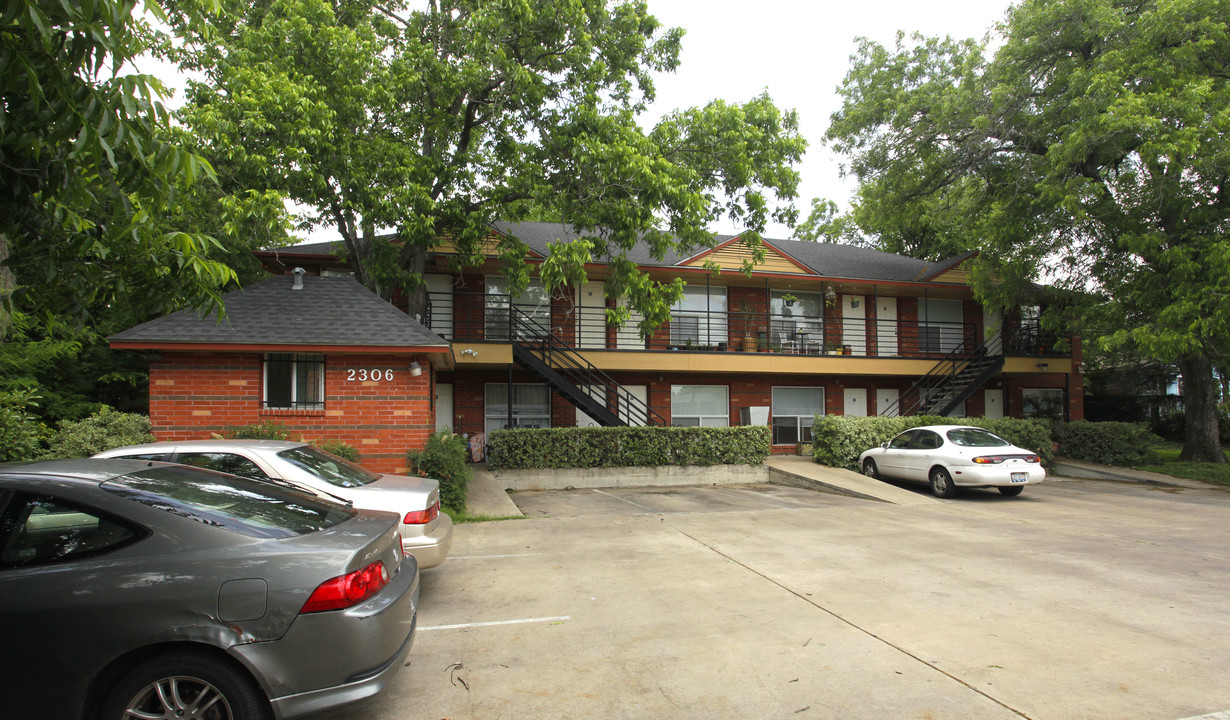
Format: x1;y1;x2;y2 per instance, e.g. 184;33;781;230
1010;472;1028;483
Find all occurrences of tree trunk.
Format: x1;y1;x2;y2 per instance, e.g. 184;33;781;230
402;241;428;324
1177;354;1227;463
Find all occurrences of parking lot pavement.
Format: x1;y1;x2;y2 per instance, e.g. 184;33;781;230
314;476;1230;720
511;482;872;517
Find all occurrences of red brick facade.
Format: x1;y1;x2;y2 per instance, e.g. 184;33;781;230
149;351;436;474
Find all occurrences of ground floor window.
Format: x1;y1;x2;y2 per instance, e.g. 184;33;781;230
1022;387;1065;419
772;387;824;444
263;353;325;409
671;385;728;427
485;383;551;436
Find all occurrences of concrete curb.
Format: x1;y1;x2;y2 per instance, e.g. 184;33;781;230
766;455;942;506
1052;458;1214;490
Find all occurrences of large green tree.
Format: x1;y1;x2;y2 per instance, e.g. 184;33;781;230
823;0;1230;462
1;0;287;427
173;0;805;327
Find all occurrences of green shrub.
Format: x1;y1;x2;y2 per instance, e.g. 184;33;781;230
486;425;772;470
221;420;295;440
811;415;1054;471
42;407;155;459
408;430;472;512
1052;420;1161;466
0;390;49;462
312;438;360;462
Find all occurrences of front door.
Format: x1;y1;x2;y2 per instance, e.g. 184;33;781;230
984;389;1004;419
877;388;899;417
842;295;867;355
619;384;649;427
435;383;453;432
876;296;898;357
843;388;867;417
576;281;605;349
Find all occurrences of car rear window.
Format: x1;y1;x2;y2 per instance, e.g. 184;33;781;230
946;428;1010;447
102;465;357;538
276;446;381;488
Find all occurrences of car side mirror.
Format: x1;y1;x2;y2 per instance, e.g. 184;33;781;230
881;442;889;449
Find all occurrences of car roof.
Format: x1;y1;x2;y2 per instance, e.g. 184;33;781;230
99;439;310;455
912;425;989;432
0;458;179;484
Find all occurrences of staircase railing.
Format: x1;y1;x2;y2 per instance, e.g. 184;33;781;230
508;306;666;427
885;330;1004;417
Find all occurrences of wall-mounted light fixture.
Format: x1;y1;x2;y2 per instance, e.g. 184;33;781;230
408;361;423;377
461;348;478;357
1036;362;1049;371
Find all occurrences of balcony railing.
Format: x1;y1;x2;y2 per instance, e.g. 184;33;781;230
425;292;1069;359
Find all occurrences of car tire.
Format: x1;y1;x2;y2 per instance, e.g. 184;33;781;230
102;650;271;720
862;459;880;480
929;467;957;498
998;486;1025;497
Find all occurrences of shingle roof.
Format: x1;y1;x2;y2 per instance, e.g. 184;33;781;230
110;275;447;350
256;221;972;284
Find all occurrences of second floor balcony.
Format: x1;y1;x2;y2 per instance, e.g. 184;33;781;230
425;291;1070;360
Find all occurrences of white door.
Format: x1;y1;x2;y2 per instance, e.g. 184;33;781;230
616;296;645;350
842;296;867;355
876;296;898;357
576;281;605;349
984;389;1004;419
435;383;453;432
983;306;1003;355
424;274;453;338
877;388;899;417
619;385;649;427
575;384;605;427
843;388;867;417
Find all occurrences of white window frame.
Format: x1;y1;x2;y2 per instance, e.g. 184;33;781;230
263;353;325;410
485;383;552;436
670;385;729;427
771;386;824;444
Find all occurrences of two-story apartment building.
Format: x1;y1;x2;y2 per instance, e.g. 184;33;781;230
111;221;1081;473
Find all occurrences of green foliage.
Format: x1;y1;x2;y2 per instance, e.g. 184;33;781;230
0;390;50;462
1052;421;1162;467
1149;407;1230;443
41;407;155;460
824;0;1230;461
407;431;472;512
487;426;772;470
221;420;295;440
811;415;1054;471
173;0;805;322
312;439;360;462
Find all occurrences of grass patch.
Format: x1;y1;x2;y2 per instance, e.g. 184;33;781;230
443;507;524;524
1134;443;1230;487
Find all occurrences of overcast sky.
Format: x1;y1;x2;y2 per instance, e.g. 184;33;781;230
141;0;1017;242
640;0;1016;238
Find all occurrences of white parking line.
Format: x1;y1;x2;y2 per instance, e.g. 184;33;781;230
1176;712;1230;720
420;616;571;632
448;553;543;560
708;486;799;509
591;488;658;512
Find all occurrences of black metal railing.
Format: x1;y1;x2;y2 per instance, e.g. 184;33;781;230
424;292;1067;360
508;306;666;427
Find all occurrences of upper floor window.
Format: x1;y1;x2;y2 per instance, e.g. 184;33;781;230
671;285;727;347
264;353;325;410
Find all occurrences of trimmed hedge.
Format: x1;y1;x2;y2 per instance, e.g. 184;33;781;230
487;425;772;470
811;415;1054;471
41;407;155;459
1052;420;1161;466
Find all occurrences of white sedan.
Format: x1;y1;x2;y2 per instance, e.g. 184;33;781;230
95;439;453;567
858;425;1045;498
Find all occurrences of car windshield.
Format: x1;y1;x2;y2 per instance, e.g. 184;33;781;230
946;428;1010;447
277;446;381;488
103;465;356;538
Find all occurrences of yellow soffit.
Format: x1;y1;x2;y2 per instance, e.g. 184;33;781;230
680;238;814;275
433;234;545;259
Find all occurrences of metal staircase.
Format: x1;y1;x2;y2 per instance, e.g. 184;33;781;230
887;333;1005;417
507;307;665;427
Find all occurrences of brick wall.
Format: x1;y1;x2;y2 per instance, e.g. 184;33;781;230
150;351;435;474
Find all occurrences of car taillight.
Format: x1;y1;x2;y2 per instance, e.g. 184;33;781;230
300;561;390;614
1023;455;1041;463
973;456;1007;464
404;499;440;525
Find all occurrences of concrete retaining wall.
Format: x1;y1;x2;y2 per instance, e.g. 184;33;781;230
489;463;769;491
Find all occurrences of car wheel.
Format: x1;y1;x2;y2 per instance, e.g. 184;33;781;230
862;459;880;479
103;651;271;720
929;467;957;498
998;486;1024;497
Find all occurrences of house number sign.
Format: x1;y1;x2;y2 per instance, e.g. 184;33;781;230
346;368;395;382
